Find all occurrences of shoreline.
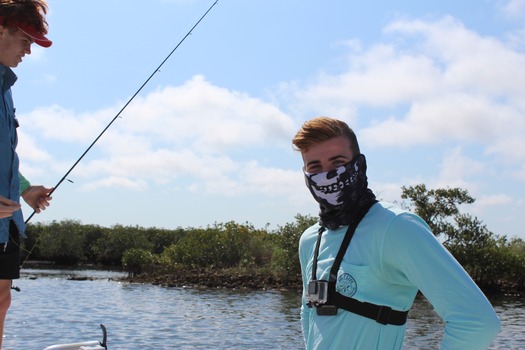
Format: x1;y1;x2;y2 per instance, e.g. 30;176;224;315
22;262;522;296
122;268;303;292
22;262;303;292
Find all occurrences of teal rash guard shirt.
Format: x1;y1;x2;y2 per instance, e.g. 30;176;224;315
299;202;500;350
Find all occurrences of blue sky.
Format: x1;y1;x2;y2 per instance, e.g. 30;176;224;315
14;0;525;240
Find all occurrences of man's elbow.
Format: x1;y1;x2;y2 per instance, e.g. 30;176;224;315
443;309;501;348
464;310;501;347
482;311;501;340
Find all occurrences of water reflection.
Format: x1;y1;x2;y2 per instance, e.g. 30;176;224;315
3;270;524;349
489;296;525;349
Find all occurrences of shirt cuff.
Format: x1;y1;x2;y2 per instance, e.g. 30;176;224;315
19;172;31;195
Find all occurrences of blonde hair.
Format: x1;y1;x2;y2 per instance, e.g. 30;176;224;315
292;116;360;154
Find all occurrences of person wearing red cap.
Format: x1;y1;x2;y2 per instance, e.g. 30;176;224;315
0;1;53;347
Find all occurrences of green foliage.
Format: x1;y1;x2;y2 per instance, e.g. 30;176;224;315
448;235;525;292
25;221;107;264
402;184;525;293
20;191;525;294
401;184;474;239
161;221;272;269
81;224;107;262
161;227;223;268
122;248;154;276
271;214;317;278
146;227;186;254
91;224;154;266
23;222;45;261
35;219;87;265
445;214;494;254
445;214;498;282
508;238;525;287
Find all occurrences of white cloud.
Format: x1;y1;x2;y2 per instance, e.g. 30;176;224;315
22;104;117;143
512;165;525;181
476;193;513;207
81;176;148;191
371;181;406;204
386;17;525;97
500;0;525;18
289;44;441;116
17;130;53;163
272;13;525;238
19;76;301;198
282;16;525;165
437;147;485;188
16;7;525;238
115;75;296;153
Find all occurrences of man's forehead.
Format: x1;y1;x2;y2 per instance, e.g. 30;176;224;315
302;136;353;158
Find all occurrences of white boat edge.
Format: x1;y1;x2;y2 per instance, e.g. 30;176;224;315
43;340;103;350
43;324;107;350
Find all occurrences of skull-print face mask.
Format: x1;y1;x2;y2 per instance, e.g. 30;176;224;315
304;154;376;229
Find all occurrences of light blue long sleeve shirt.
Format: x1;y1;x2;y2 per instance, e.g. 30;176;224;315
299;201;500;349
0;65;25;243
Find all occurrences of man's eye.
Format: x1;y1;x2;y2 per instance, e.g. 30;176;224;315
306;165;321;173
334;160;350;167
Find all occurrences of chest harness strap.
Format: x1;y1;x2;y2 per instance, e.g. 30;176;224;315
310;202;409;326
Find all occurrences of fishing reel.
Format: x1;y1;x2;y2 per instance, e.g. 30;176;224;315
306;280;338;316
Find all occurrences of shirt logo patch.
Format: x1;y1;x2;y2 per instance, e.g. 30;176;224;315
336;273;357;297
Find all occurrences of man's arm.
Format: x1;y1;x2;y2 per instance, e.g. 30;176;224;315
299;230;313;345
384;214;500;349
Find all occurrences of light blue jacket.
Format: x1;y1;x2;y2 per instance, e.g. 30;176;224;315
0;65;25;243
299;201;501;349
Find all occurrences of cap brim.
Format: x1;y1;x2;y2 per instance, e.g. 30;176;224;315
17;25;52;48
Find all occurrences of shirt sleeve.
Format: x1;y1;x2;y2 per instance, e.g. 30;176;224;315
19;172;31;195
300;295;311;345
299;230;312;345
382;213;501;349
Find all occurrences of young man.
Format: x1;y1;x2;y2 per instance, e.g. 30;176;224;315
0;0;53;347
292;116;500;349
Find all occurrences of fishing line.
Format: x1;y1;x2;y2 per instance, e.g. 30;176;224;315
19;0;219;266
24;0;218;225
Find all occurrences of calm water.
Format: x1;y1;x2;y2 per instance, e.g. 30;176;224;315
2;269;524;349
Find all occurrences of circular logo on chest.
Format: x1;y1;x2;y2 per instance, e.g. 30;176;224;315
336;273;357;297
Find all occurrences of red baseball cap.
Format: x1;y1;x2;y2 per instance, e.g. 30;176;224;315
17;23;52;48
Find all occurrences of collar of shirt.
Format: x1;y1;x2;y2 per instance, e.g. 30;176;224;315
0;64;18;93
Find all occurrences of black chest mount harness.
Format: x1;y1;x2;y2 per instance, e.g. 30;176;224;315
306;202;409;326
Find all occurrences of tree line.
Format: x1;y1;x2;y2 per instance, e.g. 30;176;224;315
22;184;524;294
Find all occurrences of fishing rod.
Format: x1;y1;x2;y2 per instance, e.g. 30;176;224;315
24;0;219;225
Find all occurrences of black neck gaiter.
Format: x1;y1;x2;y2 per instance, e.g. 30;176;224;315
304;154;377;230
